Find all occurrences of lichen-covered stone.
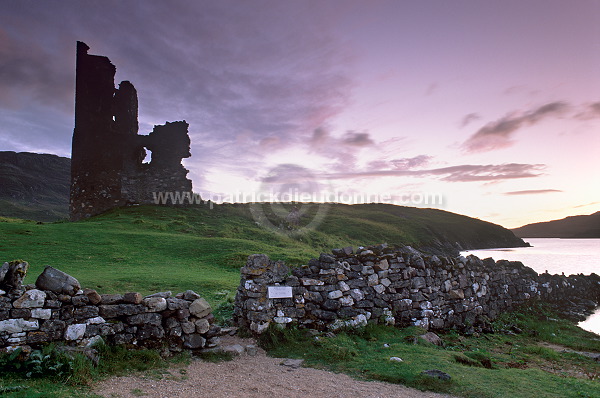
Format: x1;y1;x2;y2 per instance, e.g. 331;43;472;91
13;289;46;309
31;309;52;319
189;298;211;318
194;318;210;334
181;290;201;301
0;261;29;291
137;324;165;340
143;297;167;312
0;318;39;333
64;324;86;341
127;313;162;326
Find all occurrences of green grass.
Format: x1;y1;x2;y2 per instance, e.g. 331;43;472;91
1;205;328;301
0;205;597;397
0;203;523;298
262;316;600;398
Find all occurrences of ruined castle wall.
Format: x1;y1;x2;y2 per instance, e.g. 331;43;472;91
70;41;124;220
70;42;193;221
0;263;216;352
234;246;600;334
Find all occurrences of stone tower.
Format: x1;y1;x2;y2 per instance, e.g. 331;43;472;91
70;42;193;221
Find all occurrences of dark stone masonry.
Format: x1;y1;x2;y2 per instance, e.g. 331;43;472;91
70;41;193;221
0;261;222;353
234;244;600;334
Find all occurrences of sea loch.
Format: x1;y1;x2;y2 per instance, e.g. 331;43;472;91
463;238;600;335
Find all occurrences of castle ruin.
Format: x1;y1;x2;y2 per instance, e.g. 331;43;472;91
70;42;192;221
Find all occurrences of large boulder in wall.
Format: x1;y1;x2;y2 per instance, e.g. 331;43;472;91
35;266;81;295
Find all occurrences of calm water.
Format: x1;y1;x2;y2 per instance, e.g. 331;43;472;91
462;238;600;335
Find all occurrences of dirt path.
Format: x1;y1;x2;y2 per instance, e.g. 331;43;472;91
94;337;456;398
539;342;600;361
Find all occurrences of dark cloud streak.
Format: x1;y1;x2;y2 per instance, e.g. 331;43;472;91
462;102;569;153
391;155;431;170
460;113;481;128
342;131;374;146
321;163;545;182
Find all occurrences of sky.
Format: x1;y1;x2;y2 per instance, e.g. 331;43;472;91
1;0;599;228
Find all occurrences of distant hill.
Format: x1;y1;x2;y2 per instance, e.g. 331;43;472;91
0;151;70;221
512;212;600;238
307;203;529;254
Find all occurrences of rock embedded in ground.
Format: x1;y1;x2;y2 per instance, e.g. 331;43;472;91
281;358;304;369
222;344;245;356
183;334;206;349
419;332;444;346
245;344;258;356
422;369;451;381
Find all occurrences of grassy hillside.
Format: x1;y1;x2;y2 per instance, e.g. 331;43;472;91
1;205;597;398
512;211;600;238
0;203;527;301
0;151;70;221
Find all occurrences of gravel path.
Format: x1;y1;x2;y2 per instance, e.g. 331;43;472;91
94;337;455;398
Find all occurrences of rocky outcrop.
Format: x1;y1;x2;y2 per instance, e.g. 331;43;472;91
0;151;70;221
234;244;600;334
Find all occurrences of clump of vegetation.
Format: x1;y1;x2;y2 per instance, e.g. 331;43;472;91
453;353;483;367
463;350;494;368
195;350;234;362
0;346;74;380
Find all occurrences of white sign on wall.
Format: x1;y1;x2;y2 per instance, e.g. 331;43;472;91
268;286;293;299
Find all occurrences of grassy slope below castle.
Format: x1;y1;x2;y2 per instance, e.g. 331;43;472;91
0;205;598;398
0;203;526;299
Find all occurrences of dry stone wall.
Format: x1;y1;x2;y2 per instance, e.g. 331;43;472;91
0;262;218;353
234;244;600;334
